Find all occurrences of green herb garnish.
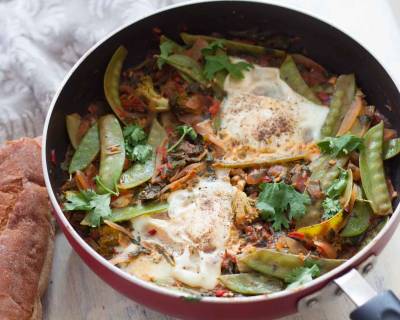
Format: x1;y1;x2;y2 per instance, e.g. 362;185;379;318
168;125;197;152
285;264;320;289
256;182;311;231
63;190;112;227
317;134;363;157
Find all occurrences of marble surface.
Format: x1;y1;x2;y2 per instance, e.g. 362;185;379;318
1;0;399;319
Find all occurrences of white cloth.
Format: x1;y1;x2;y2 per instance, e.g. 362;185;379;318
0;0;178;141
0;0;399;143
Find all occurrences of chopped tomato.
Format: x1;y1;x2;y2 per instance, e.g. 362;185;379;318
50;149;56;165
209;99;221;117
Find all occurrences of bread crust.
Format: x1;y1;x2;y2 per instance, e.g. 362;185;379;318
0;138;54;320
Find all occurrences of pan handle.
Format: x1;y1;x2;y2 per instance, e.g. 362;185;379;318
334;269;400;320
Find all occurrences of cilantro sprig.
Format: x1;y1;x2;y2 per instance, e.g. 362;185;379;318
202;40;253;80
285;264;320;289
123;124;153;163
317;134;363;157
256;182;311;231
321;168;348;220
63;190;112;227
168;125;197;152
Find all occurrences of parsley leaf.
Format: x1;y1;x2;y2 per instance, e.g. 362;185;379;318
317;134;363;157
326;168;348;198
285;264;320;289
203;55;253;80
168;125;197;152
123;124;152;163
322;197;341;220
256;182;311;231
63;190;112;227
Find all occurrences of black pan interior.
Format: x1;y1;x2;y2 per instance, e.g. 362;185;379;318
45;1;400;207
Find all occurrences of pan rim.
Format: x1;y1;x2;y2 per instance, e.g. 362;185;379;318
42;0;400;304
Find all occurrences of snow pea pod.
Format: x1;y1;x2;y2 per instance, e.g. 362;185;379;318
321;74;356;137
341;200;372;237
97;115;125;194
219;273;283;295
119;119;167;189
383;138;400;160
309;154;348;191
68;122;100;174
104;46;130;124
180;32;284;56
110;202;168;222
66;113;81;149
279;55;320;105
214;154;307;169
359;121;392;215
239;249;345;279
161;54;208;86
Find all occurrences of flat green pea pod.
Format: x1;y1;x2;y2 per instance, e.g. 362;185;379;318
66;113;81;149
341;200;372;237
239;249;345;280
279;55;320;105
179;32;284;56
359;121;392;215
214;154;307;169
320;74;356;137
360;217;388;249
340;169;353;208
383;138;400;160
161;54;208;86
160;35;184;52
104;46;130;124
309;154;348;191
119;119;167;189
219;273;284;295
110;202;168;222
69;122;100;174
97;115;125;194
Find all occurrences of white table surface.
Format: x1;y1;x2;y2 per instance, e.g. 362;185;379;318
37;1;400;319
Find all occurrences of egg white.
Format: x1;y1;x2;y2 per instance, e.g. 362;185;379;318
219;62;329;162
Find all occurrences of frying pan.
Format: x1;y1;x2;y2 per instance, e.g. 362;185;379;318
42;1;400;319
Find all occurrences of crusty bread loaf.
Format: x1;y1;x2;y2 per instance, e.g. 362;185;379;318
0;138;54;320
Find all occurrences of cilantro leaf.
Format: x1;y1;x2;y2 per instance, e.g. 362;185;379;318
168;125;197;152
317;134;363;157
322;197;341;220
201;40;224;56
285;264;320;289
176;125;197;141
203;55;253;80
123;124;146;145
157;40;176;69
132;144;153;163
63;190;112;227
326;168;348;198
64;190;94;211
256;182;311;231
123;124;152;162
